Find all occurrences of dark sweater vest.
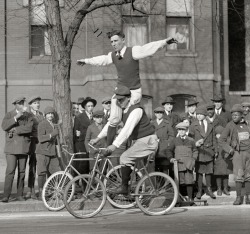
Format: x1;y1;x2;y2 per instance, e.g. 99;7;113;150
112;47;141;90
122;104;155;141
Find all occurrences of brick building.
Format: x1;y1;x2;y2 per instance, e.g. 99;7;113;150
0;0;249;162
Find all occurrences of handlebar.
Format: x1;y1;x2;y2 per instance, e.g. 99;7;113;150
61;145;86;156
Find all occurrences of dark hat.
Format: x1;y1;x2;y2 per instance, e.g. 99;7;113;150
230;104;244;113
242;102;250;107
81;97;97;108
93;110;104;118
162;96;175;105
215;125;224;135
77;97;85;104
154;107;165;113
187;98;199;107
206;102;215;110
12;96;26;105
102;97;111;104
211;93;224;102
114;86;131;99
196;105;207;115
176;122;189;130
44;106;55;115
28;96;41;105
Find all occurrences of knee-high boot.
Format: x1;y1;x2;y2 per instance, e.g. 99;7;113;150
115;166;132;195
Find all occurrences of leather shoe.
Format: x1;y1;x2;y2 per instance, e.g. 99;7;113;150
206;187;216;199
196;190;202;199
233;196;243;205
217;188;222;196
223;188;230;196
16;196;25;201
114;185;129;195
1;197;9;203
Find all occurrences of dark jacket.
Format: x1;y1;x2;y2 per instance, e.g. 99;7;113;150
189;119;217;162
217;109;231;124
1;110;33;154
36;120;57;156
163;111;180;134
152;119;175;159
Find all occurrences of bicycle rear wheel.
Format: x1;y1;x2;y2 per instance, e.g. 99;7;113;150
104;165;143;209
135;172;178;216
63;174;107;219
42;171;75;211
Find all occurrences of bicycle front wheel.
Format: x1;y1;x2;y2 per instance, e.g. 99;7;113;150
104;165;143;209
135;172;178;216
42;171;75;211
63;174;107;219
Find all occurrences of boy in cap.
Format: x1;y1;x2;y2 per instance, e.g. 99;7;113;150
189;105;217;199
242;102;250;123
25;96;44;199
77;97;85;113
35;106;60;200
1;97;33;202
219;104;250;205
102;97;111;124
91;85;158;195
162;96;181;133
78;30;178;147
151;106;175;174
167;122;198;202
85;110;107;170
214;125;232;196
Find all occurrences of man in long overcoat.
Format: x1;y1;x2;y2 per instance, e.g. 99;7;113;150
1;97;33;202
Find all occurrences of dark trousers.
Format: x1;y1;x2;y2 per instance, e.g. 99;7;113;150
28;138;38;189
4;154;28;198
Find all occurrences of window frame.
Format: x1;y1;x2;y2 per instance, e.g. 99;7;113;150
165;0;196;57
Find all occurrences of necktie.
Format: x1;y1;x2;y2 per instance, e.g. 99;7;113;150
117;51;122;60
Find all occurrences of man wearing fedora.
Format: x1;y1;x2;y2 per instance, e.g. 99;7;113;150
211;94;231;123
25;96;44;199
162;96;181;134
185;98;199;124
1;97;33;202
77;30;178;146
151;106;175;174
73;97;96;175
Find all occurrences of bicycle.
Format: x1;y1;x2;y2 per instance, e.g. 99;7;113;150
63;145;178;218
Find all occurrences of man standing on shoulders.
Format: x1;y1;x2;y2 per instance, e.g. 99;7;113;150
25;96;44;200
1;97;33;202
211;94;231;123
162;96;180;133
77;30;178;145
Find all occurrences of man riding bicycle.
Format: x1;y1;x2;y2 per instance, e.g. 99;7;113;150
90;85;158;195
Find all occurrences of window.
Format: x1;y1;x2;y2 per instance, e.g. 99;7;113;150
122;16;148;46
30;0;51;58
166;0;194;54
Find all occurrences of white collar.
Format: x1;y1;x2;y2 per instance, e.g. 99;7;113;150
116;46;127;57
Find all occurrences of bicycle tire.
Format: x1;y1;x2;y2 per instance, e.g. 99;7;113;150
104;165;143;209
42;171;75;211
63;174;107;219
135;172;178;216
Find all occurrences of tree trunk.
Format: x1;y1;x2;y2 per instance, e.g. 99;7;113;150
44;0;73;164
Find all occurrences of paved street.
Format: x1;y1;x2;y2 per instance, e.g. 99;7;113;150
0;205;249;234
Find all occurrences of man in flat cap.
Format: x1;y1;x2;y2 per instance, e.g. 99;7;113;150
102;97;111;124
206;103;227;128
189;105;217;199
91;85;158;195
242;102;250;123
219;104;250;205
211;93;231;123
24;96;44;199
162;96;181;134
77;30;178;146
1;97;33;202
151;107;175;174
77;97;85;114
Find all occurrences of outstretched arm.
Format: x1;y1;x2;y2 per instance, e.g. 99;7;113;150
76;52;113;66
132;37;178;60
